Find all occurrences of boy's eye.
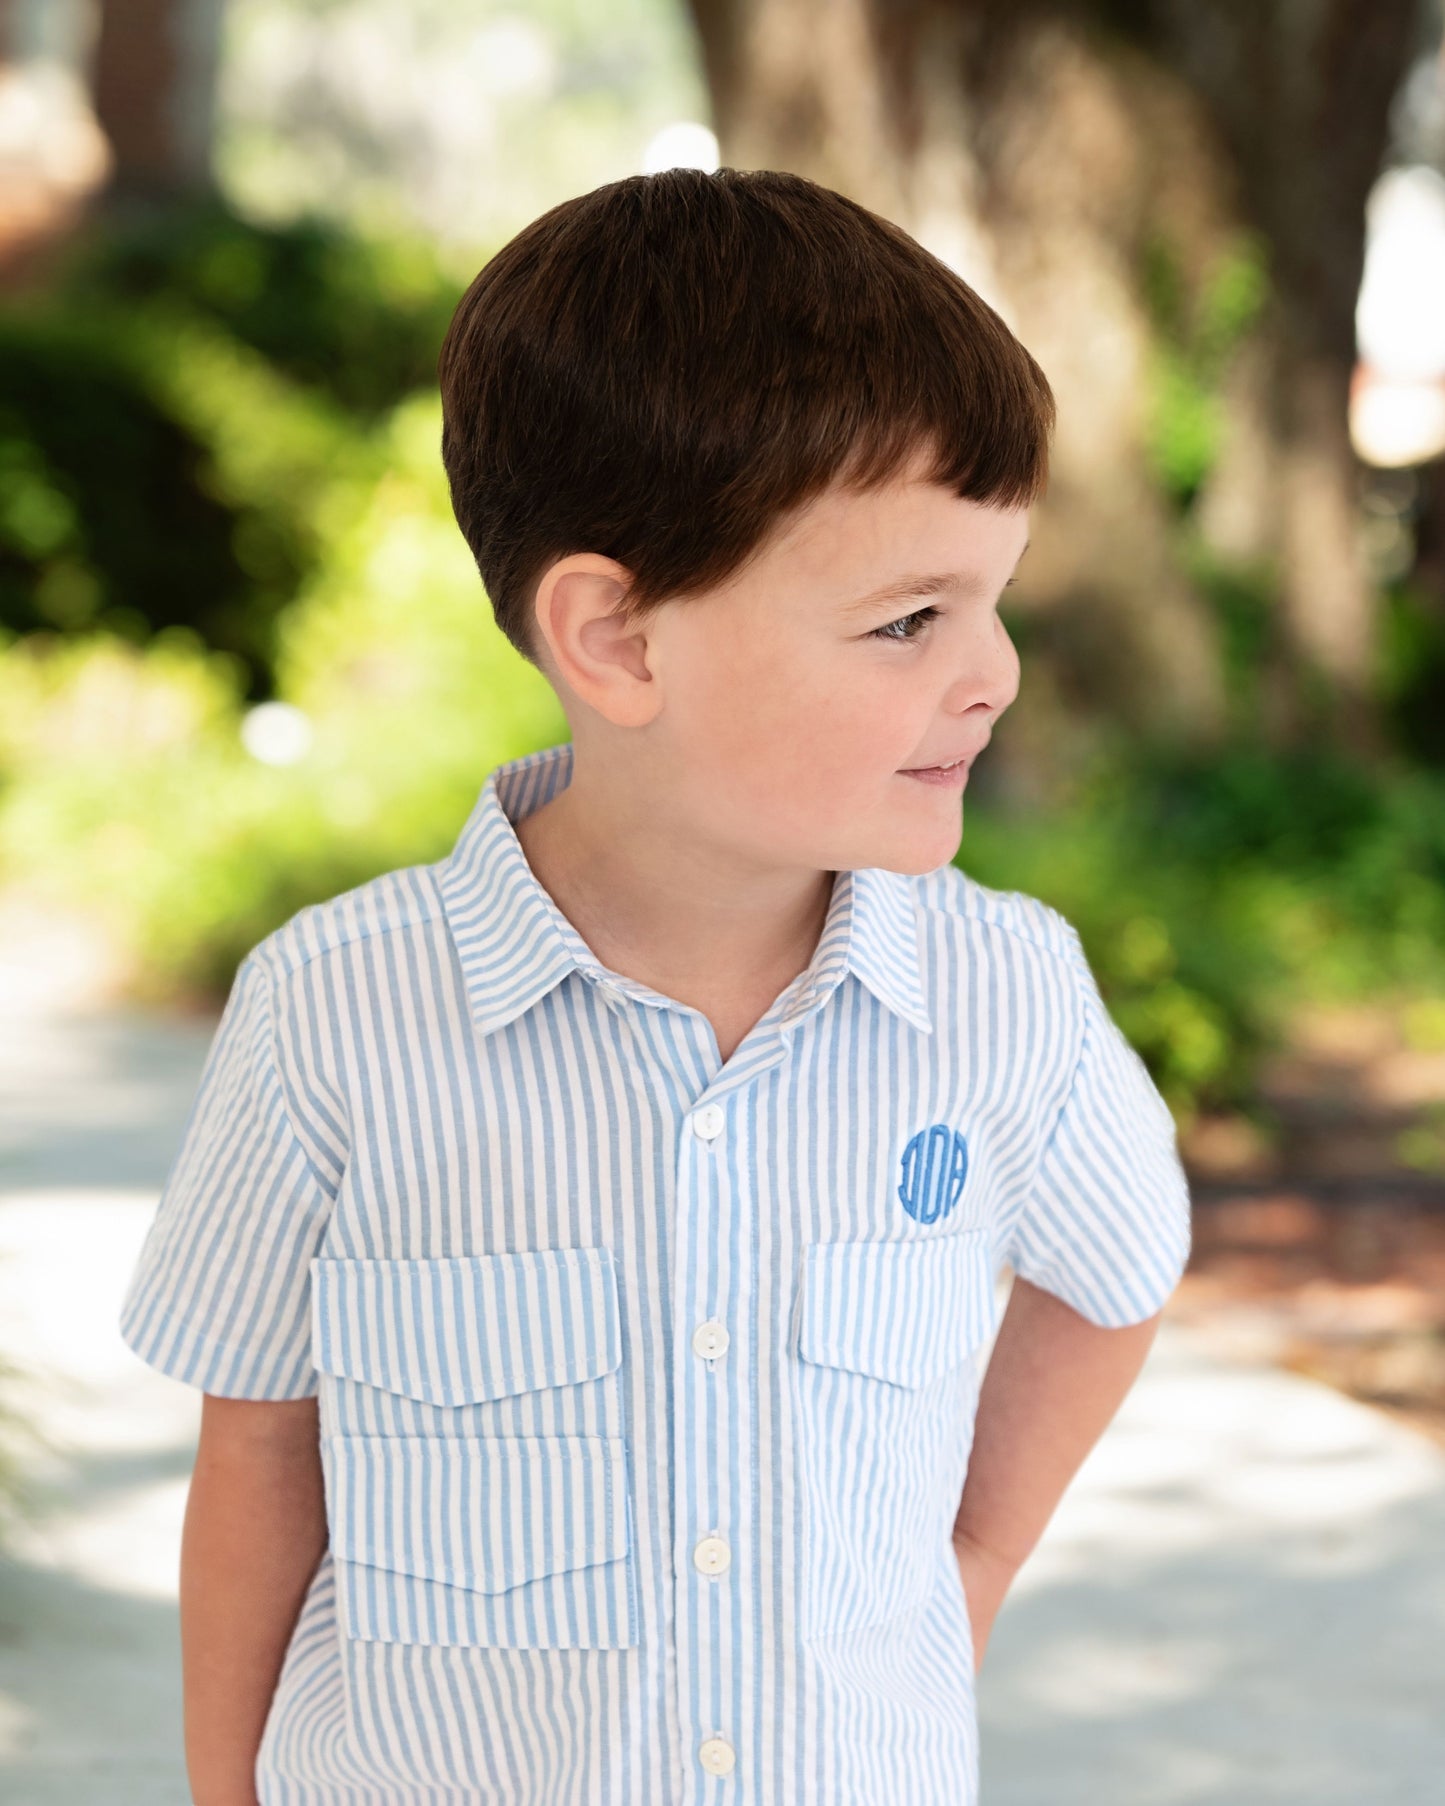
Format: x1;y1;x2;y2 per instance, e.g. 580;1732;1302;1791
867;604;941;644
865;577;1017;645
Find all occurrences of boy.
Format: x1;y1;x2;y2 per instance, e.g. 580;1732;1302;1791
119;167;1192;1805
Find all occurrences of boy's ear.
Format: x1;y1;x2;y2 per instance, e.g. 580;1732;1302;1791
532;554;661;727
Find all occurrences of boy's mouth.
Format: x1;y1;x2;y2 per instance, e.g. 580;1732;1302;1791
899;757;970;787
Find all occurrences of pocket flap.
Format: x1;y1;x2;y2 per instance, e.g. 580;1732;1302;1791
797;1230;999;1388
311;1246;621;1406
325;1431;629;1592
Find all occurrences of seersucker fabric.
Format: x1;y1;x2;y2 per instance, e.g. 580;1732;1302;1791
118;736;1192;1804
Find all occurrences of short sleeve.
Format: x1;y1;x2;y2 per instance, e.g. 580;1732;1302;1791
1004;926;1193;1328
118;946;337;1398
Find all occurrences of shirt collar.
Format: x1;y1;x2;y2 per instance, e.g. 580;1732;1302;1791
437;740;934;1042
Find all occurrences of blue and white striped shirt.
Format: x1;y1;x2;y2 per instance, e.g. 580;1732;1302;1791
119;736;1192;1805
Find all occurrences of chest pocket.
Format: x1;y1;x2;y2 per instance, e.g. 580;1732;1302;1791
310;1245;638;1650
794;1228;1000;1640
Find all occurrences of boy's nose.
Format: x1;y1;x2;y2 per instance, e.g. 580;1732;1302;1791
947;648;1018;724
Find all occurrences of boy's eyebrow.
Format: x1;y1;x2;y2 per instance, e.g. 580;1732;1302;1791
841;536;1030;615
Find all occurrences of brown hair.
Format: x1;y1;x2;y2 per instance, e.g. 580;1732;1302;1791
438;166;1055;668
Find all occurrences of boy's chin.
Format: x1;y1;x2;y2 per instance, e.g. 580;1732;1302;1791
858;819;965;878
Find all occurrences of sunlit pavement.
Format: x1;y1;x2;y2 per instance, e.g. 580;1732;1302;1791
1;908;1443;1803
983;1323;1445;1804
0;897;214;1806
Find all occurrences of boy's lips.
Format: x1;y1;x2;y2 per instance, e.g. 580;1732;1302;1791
899;744;985;773
899;757;971;788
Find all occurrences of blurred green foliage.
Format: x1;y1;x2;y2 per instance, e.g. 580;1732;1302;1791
0;198;459;695
1379;576;1445;766
960;733;1445;1124
62;197;461;416
1177;535;1279;736
1141;228;1270;509
0;390;565;998
0;307;355;688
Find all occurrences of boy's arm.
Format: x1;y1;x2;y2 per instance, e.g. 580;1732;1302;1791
951;1274;1163;1666
181;1395;328;1806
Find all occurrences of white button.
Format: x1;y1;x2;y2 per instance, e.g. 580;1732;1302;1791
690;1104;725;1140
698;1736;736;1776
691;1320;730;1360
693;1533;731;1575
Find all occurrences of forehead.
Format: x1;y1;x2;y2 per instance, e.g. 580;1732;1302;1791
840;535;1031;620
756;472;1030;599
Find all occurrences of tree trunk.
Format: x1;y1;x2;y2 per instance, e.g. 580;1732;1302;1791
1124;0;1419;755
91;0;224;202
687;0;1420;764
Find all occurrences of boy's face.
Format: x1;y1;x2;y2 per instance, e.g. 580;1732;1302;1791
537;445;1028;878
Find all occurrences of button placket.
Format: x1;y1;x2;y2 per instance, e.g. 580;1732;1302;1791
677;1072;745;1794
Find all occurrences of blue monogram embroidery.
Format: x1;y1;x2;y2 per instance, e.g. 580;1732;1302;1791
898;1124;969;1225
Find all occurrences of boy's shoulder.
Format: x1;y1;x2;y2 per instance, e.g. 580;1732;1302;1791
912;862;1084;974
248;860;446;982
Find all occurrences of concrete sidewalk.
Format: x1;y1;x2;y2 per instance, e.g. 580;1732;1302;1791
1;963;1443;1802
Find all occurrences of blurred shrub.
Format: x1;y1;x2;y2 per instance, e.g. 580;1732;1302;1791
0;395;564;998
0;307;354;691
0;198;464;695
53;196;462;417
959;735;1445;1124
1379;576;1445;767
0;313;252;653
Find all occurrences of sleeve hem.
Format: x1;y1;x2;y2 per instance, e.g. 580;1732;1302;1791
118;1300;319;1401
1006;1239;1189;1329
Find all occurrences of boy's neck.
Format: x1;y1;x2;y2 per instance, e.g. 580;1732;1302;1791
511;779;838;1026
